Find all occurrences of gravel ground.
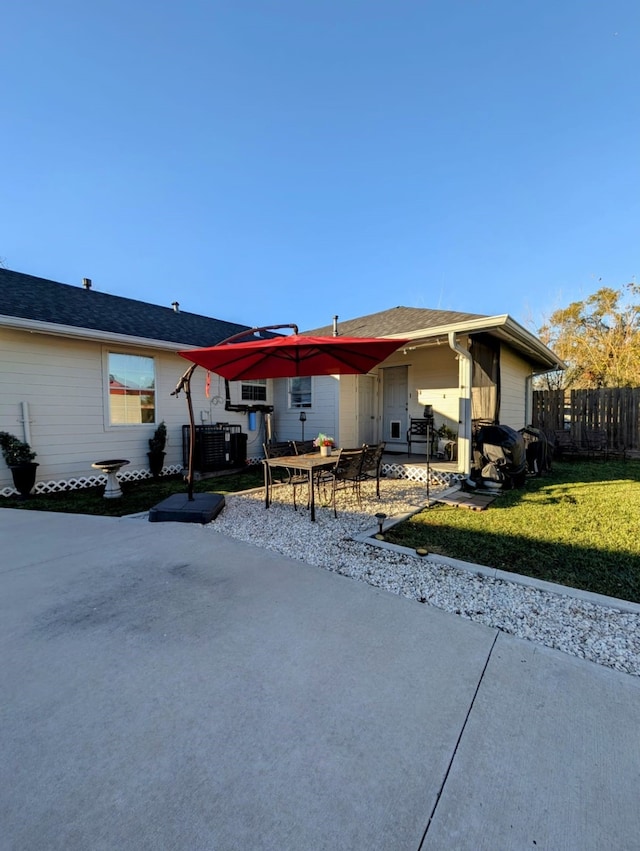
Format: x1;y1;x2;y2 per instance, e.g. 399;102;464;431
211;479;640;678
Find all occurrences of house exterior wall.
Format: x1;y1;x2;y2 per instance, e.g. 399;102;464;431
499;344;531;429
371;346;460;445
337;374;378;448
408;345;460;435
272;375;339;445
340;372;380;448
0;328;263;491
338;347;461;449
338;375;358;447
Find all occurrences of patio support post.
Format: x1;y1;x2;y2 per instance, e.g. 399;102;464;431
448;331;472;476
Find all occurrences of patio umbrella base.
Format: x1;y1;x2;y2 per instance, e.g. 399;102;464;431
148;492;225;524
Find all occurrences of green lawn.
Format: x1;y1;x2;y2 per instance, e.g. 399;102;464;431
0;468;265;517
384;459;640;604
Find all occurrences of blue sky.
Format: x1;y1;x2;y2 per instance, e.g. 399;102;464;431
2;0;638;334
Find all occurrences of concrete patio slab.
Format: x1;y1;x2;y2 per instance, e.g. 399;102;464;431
1;510;494;850
423;635;640;850
1;509;638;850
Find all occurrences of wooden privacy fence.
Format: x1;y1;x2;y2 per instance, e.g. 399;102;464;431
532;388;640;452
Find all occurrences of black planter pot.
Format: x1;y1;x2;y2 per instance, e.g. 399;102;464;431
148;451;166;479
10;462;39;499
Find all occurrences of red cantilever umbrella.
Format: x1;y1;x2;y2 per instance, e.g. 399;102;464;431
178;333;409;380
174;325;409;502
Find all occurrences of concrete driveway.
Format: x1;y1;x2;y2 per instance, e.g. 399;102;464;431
1;509;639;850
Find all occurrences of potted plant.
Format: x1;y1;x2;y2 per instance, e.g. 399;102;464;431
148;421;167;479
313;433;335;457
0;431;39;498
436;423;457;441
436;423;458;461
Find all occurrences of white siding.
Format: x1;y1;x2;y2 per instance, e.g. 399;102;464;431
273;347;462;449
0;328;265;490
272;375;339;445
338;375;358;448
499;345;531;429
398;346;460;438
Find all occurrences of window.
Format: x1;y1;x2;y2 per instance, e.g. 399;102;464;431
289;376;312;408
241;379;267;402
108;353;156;424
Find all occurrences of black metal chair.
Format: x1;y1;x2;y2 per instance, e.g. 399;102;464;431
319;448;365;517
360;441;385;498
553;430;582;460
263;442;309;510
291;439;318;456
406;419;429;457
584;428;609;461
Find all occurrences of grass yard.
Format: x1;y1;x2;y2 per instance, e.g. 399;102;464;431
0;468;265;517
384;459;640;604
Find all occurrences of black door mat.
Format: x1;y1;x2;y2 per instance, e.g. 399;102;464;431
434;491;497;511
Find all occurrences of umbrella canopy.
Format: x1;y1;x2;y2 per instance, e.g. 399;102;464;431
178;334;410;380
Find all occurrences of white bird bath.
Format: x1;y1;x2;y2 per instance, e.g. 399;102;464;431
91;459;130;499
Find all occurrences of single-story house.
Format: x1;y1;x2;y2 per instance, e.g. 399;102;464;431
271;308;561;475
0;269;276;496
1;269;561;496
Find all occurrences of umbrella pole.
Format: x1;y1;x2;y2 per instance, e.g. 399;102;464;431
172;363;198;501
185;369;196;501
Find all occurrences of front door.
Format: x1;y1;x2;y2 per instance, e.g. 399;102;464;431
382;366;408;444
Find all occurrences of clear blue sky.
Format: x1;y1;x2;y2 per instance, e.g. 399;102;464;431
2;0;638;334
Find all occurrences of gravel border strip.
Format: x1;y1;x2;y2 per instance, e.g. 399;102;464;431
193;480;638;678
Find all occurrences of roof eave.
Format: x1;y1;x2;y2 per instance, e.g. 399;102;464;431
384;314;511;341
387;314;563;371
0;315;192;352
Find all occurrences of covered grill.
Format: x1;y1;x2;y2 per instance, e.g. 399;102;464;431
472;424;527;489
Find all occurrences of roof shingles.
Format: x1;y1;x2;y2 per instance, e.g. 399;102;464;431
0;269;255;348
304;306;486;337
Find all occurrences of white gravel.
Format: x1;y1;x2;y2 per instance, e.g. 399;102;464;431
210;479;640;678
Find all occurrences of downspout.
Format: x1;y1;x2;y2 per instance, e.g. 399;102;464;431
448;332;472;476
21;401;33;446
524;373;533;426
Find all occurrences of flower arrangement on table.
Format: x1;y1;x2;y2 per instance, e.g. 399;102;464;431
313;433;335;448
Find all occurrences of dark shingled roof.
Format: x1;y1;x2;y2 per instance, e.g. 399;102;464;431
0;268;256;347
304;306;487;337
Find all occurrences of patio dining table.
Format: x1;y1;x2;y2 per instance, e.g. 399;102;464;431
263;452;339;521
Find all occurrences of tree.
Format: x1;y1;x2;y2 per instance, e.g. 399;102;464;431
538;283;640;389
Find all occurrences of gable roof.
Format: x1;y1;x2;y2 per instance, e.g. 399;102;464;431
306;305;561;372
305;306;486;337
0;268;255;349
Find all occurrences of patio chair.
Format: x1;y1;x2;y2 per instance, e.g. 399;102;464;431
406;419;429;457
360;441;385;498
291;439;318;456
263;442;309;510
553;429;581;460
584;428;608;460
318;448;366;517
290;438;327;493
